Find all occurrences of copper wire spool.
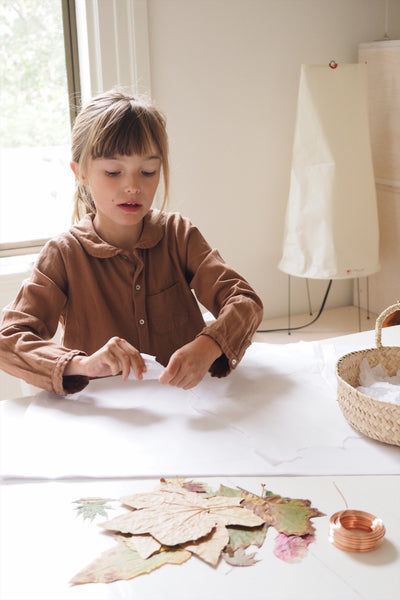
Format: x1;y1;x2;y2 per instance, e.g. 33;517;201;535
329;509;385;552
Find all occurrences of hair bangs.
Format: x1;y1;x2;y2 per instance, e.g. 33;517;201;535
91;107;161;160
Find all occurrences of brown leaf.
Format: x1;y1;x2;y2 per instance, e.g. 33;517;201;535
101;483;264;546
70;536;191;585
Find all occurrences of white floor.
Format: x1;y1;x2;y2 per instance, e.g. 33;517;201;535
254;305;377;344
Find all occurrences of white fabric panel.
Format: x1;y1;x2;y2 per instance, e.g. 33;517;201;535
279;64;380;279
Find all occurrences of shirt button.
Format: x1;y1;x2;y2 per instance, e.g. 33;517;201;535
135;284;141;291
231;359;237;366
139;318;145;325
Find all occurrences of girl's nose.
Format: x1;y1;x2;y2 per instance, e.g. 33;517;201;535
125;179;141;194
126;185;141;194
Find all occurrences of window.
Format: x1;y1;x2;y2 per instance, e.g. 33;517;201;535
0;0;80;257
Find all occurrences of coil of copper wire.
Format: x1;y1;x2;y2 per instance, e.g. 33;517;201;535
329;509;385;552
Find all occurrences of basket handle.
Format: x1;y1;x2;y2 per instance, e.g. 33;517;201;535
375;302;400;348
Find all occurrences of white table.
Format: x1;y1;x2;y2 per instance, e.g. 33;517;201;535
0;327;399;599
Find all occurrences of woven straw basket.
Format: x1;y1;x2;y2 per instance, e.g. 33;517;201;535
336;303;400;446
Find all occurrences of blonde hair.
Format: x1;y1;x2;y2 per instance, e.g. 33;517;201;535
71;89;170;222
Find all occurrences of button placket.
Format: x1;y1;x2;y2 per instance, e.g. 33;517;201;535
132;253;148;343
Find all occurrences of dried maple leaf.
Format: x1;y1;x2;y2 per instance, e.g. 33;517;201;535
101;483;264;547
73;499;113;522
240;491;324;536
221;547;260;567
273;533;314;563
70;536;191;585
266;497;324;536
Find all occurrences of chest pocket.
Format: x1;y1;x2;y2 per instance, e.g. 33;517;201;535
147;281;198;335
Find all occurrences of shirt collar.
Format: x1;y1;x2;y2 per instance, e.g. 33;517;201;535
69;209;165;258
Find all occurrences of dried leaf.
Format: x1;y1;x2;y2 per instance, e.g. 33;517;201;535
226;523;268;552
222;547;260;567
273;533;314;563
267;497;324;536
70;536;191;585
102;484;264;546
241;492;324;536
182;480;213;494
74;499;113;522
182;524;229;567
214;484;243;498
124;534;162;559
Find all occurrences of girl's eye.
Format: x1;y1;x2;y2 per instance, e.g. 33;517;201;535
105;171;120;177
142;170;157;177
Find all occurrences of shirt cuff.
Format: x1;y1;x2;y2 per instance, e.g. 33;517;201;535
53;351;89;396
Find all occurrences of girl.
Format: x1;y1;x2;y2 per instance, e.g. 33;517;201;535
0;90;263;395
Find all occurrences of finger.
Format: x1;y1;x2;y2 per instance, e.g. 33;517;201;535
165;365;196;389
129;353;147;381
118;353;133;381
103;349;124;376
159;359;180;385
107;338;146;381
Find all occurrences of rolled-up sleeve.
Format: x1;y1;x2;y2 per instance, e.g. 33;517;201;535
0;247;88;395
183;225;264;376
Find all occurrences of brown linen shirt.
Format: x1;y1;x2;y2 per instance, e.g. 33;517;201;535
0;210;263;395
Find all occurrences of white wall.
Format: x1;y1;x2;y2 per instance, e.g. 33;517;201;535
146;0;400;319
3;0;400;326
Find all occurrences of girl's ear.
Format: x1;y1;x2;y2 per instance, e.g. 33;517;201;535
70;161;87;184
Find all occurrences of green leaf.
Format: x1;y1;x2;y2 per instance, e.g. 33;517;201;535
226;523;268;551
214;484;242;497
74;500;112;522
267;498;324;536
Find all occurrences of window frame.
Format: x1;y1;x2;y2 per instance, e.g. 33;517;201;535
0;0;80;259
0;0;150;260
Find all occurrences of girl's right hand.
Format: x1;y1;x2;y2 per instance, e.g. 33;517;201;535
64;337;146;381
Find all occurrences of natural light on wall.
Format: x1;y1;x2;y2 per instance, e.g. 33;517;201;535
0;0;74;252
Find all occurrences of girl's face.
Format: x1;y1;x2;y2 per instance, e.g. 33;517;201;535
72;151;161;247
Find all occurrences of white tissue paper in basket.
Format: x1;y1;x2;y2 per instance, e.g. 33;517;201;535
358;358;400;405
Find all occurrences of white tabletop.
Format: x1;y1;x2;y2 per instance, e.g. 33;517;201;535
0;475;399;600
0;328;399;599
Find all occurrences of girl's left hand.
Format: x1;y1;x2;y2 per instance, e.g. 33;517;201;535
159;335;222;390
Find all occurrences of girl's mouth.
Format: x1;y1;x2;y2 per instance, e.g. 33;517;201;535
118;202;142;213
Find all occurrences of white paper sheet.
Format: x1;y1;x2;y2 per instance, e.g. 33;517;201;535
1;341;399;480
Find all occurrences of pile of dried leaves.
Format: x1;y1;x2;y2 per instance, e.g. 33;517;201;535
71;479;324;585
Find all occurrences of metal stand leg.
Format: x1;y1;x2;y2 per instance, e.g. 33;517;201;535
356;278;361;332
366;277;370;320
288;275;291;335
305;278;312;315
